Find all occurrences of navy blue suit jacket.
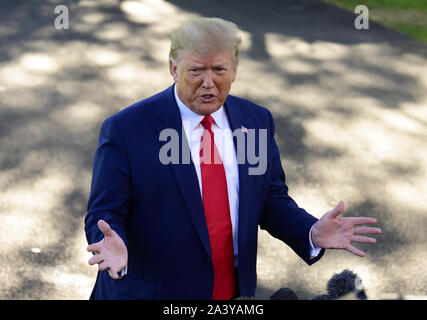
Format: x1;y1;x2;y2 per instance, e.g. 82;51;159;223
85;85;324;299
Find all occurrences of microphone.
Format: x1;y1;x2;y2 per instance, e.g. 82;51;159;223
270;288;299;300
327;269;367;300
270;269;368;300
312;269;367;300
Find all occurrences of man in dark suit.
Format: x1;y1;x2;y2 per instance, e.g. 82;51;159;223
85;17;381;300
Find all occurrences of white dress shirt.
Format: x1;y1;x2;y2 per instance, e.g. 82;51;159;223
174;86;321;267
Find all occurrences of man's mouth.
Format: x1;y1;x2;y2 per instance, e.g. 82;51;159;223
200;94;215;102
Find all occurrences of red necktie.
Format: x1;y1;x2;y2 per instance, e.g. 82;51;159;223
200;115;235;300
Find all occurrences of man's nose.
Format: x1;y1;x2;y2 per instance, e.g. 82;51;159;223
201;70;214;89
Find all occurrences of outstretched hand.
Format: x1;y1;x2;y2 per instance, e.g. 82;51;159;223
311;201;382;257
87;220;128;279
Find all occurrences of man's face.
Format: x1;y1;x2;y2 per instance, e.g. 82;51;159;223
170;50;237;115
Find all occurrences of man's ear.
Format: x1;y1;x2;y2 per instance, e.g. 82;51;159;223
169;60;178;83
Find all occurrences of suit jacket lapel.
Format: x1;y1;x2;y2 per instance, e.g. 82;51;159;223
155;85;212;259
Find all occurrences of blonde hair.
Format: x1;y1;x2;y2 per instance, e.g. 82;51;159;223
169;17;242;67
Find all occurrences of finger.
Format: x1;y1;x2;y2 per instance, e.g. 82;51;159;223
354;226;382;235
351;235;377;244
88;254;104;265
98;219;114;238
107;268;119;280
98;261;109;272
346;244;365;257
86;242;101;254
346;217;378;225
108;263;125;279
327;200;345;218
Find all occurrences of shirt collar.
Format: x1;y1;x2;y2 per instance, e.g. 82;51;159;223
174;84;224;131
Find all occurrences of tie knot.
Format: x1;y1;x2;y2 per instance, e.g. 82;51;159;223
201;115;214;131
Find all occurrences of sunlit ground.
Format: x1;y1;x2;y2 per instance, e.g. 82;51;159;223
0;0;426;299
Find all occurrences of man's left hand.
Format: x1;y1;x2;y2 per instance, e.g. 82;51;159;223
311;201;382;257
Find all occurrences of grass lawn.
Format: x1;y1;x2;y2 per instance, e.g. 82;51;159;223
322;0;427;43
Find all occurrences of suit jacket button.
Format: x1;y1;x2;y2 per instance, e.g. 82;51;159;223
205;257;211;263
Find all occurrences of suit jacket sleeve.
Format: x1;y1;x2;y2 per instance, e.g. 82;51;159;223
258;110;325;265
85;117;130;249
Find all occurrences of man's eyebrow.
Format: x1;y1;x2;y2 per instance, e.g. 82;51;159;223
212;62;228;68
187;63;204;69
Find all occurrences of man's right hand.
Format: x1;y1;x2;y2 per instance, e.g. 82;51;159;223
87;220;128;280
